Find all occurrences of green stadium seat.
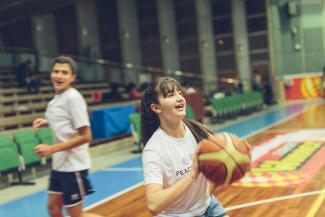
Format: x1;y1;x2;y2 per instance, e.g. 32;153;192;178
186;105;196;120
35;127;54;145
210;98;227;119
0;134;20;173
129;112;142;153
0;133;35;185
14;129;41;166
35;127;53;162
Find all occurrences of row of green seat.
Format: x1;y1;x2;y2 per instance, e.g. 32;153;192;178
0;128;53;176
1;105;194;172
210;91;263;118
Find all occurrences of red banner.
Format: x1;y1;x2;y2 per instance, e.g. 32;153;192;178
284;74;323;100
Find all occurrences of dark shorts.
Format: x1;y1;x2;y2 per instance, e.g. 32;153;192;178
48;170;95;207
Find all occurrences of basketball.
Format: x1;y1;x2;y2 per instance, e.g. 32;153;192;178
198;132;252;185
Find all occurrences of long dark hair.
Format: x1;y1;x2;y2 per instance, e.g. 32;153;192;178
141;77;211;145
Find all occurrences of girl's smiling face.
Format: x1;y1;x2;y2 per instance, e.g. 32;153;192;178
151;80;187;121
157;88;186;117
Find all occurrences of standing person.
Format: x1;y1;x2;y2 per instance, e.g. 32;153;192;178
16;60;33;88
32;56;102;217
141;77;228;217
26;69;41;93
251;73;262;92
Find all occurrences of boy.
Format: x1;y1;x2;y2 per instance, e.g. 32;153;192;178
33;55;102;217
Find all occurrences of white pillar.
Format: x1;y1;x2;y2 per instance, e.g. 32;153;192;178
195;0;218;94
76;0;101;59
32;14;58;71
157;0;180;74
117;0;142;85
231;0;252;91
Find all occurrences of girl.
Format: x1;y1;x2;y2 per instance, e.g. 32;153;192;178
141;77;228;217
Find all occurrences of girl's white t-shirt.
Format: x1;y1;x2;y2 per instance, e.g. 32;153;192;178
142;125;210;217
45;88;91;172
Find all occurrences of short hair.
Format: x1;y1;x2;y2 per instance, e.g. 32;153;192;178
51;55;77;74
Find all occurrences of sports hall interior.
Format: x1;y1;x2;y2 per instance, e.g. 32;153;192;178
0;0;324;217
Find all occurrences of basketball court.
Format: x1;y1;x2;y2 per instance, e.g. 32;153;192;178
0;101;324;217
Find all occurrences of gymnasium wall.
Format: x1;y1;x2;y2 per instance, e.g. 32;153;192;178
268;0;325;76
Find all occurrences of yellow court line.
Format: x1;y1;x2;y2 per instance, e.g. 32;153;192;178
305;185;325;217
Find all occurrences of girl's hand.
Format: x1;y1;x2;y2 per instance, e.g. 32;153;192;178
191;145;201;179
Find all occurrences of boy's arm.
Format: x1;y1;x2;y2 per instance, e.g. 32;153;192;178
34;126;91;157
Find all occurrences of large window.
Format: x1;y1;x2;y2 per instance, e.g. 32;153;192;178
54;5;78;55
245;0;269;79
211;0;235;75
174;0;200;73
96;0;121;62
137;0;162;68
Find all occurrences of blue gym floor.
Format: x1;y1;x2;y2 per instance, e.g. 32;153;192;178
0;103;307;217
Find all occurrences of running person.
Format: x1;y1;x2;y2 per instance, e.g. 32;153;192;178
141;77;228;217
33;55;102;217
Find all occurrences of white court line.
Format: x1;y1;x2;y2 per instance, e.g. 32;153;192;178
85;184;325;212
100;167;143;172
225;189;325;211
84;182;144;211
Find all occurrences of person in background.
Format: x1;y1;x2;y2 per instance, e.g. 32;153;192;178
141;77;228;217
234;80;244;94
262;81;275;105
251;73;262;92
26;68;41;93
16;60;32;88
127;82;141;99
16;60;41;93
102;83;125;102
32;55;102;217
183;82;197;94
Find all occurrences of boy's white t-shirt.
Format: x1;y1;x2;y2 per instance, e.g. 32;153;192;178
142;125;210;217
45;87;91;172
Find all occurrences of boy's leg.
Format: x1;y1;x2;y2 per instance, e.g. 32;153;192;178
66;203;83;217
48;170;64;217
48;193;64;217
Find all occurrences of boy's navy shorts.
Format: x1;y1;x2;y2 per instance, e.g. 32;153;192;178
48;170;95;207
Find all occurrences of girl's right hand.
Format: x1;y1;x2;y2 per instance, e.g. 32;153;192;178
33;118;48;129
191;145;201;179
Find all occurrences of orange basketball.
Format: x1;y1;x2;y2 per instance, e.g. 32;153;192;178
198;132;252;185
